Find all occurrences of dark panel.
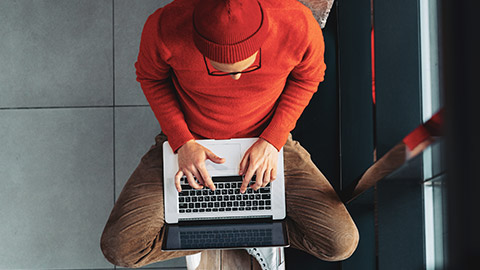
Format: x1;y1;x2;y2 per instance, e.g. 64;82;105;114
374;0;422;158
335;0;375;269
343;189;376;270
337;0;374;189
292;3;340;192
376;154;425;269
441;0;480;268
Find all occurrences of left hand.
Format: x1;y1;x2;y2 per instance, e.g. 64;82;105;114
239;138;279;193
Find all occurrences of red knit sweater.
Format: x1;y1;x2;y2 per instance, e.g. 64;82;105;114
135;0;326;152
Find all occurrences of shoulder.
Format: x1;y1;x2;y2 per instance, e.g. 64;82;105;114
261;0;320;36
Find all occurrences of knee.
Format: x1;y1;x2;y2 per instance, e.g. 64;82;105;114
320;223;359;262
100;228;144;268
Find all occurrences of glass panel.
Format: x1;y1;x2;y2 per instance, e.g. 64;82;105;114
420;0;445;268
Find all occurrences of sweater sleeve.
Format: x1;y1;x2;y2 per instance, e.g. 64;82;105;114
135;10;194;152
260;14;326;150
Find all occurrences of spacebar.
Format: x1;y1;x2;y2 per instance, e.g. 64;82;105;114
212;175;256;182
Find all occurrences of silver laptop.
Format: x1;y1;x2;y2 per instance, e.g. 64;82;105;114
161;138;289;250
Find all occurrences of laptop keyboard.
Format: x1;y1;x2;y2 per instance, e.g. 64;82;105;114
178;176;272;213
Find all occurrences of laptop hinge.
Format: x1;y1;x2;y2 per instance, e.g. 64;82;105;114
179;215;272;222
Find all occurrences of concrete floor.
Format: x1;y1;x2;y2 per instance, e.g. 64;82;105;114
0;0;185;269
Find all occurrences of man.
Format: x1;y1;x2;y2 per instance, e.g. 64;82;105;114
100;0;359;269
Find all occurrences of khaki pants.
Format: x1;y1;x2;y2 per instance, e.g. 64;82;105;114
100;133;359;268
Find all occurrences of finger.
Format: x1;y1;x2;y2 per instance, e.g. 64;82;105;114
185;171;203;190
198;163;216;191
263;169;271;187
252;167;264;190
206;150;225;164
191;169;205;187
175;171;184;192
239;152;250;175
271;167;277;181
241;166;256;193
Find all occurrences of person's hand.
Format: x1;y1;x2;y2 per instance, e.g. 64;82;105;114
175;140;225;192
239;138;279;193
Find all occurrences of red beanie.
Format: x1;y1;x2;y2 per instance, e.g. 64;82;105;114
193;0;269;63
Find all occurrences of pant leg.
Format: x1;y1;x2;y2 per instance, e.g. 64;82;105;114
283;134;359;261
100;133;198;268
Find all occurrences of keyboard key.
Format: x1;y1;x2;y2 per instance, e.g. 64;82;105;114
193;209;199;212
195;203;200;208
179;191;189;196
198;197;204;202
185;197;191;202
253;201;258;206
218;184;224;188
260;188;270;193
208;202;213;208
192;197;197;202
266;200;271;205
222;190;228;195
225;183;230;188
255;194;261;200
201;203;207;208
180;209;185;213
181;185;193;190
262;194;271;199
230;195;235;200
179;197;184;202
259;201;265;206
223;195;229;201
199;209;205;212
179;203;188;209
221;202;226;207
189;203;194;208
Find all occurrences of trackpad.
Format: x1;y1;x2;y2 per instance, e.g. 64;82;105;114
205;144;241;175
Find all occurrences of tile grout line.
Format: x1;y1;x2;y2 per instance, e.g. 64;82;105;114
112;0;117;222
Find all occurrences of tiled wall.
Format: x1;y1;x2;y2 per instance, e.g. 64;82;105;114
0;1;185;269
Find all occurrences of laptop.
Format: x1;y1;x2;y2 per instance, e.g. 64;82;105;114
161;138;289;251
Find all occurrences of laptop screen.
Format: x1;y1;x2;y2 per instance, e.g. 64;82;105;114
162;219;289;250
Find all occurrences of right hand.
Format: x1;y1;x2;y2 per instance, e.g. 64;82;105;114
175;140;225;192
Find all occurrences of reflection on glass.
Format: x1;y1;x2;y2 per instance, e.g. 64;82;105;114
341;108;443;203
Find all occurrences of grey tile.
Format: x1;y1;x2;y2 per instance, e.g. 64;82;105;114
114;0;173;106
114;106;161;196
0;0;113;108
0;108;114;269
114;106;186;269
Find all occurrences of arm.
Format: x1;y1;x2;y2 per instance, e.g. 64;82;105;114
136;11;223;190
240;14;326;191
135;10;193;152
